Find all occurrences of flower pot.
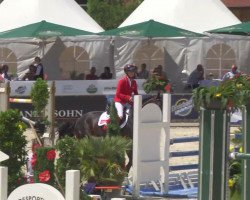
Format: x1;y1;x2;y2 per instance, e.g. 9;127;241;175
203;99;226;110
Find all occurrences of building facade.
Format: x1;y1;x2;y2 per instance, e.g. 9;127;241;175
222;0;250;22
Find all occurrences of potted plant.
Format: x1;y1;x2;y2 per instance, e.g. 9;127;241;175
192;74;247;110
143;75;171;94
30;78;50;135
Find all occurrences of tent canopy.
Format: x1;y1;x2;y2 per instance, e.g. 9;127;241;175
99;20;204;37
0;0;104;33
119;0;241;33
0;20;94;38
208;22;250;35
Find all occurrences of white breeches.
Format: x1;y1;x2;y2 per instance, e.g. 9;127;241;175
115;102;124;119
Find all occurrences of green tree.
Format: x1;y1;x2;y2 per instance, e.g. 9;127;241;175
87;0;143;30
107;102;121;136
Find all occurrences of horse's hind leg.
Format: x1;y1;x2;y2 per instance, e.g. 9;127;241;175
126;150;132;172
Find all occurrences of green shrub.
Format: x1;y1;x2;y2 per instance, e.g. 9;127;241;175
78;136;132;185
55;136;80;188
0;109;27;192
33;147;56;186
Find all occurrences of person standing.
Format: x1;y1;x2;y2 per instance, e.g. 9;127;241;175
114;64;138;121
187;64;204;89
34;56;44;80
137;63;149;79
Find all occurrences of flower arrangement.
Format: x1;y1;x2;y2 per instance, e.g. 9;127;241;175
32;147;56;186
143;75;171;94
229;128;243;199
192;74;250;110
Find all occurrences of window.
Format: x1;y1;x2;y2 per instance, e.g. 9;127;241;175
204;43;236;79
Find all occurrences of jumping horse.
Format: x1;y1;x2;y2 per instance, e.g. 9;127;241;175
57;93;162;171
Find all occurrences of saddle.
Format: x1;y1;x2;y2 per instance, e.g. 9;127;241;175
98;107;129;130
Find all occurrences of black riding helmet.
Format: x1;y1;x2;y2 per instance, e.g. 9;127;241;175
124;64;136;73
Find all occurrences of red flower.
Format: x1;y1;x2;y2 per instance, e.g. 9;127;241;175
38;170;51;182
164;83;171;93
31;153;37;168
46;149;56;160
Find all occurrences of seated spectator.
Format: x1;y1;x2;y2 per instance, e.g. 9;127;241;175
22;65;36;81
152;65;167;81
86;67;99;80
0;66;3;82
222;64;239;81
100;66;113;79
33;56;44;80
186;64;204;89
137;63;149;79
2;64;11;81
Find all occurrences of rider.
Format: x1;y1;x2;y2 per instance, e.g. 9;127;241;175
114;64;138;122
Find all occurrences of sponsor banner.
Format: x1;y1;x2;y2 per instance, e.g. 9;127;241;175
10;96;107;123
10;80;146;96
171;94;198;121
10;94;198;123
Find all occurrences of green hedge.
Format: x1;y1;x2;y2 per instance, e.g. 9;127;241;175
0;109;27;193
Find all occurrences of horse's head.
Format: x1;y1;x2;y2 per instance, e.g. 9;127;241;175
56;121;76;139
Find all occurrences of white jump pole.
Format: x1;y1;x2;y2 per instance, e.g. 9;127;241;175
0;167;8;200
65;170;80;200
45;81;56;146
0;82;10;112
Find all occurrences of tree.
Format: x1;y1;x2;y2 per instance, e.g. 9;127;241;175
107;102;121;136
87;0;143;30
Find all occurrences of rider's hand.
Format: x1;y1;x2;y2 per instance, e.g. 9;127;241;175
129;97;133;103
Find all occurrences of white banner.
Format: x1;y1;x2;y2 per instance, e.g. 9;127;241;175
10;80;147;96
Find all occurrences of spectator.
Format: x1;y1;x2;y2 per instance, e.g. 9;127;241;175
2;64;11;81
186;64;204;89
152;65;167;81
222;64;239;81
100;66;113;80
86;67;99;80
22;65;36;81
33;56;44;80
0;66;3;82
137;63;149;79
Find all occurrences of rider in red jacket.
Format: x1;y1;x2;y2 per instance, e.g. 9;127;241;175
114;64;138;120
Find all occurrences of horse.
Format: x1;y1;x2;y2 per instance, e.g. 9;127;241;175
57;94;162;171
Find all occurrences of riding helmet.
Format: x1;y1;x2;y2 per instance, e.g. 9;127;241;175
124;64;136;73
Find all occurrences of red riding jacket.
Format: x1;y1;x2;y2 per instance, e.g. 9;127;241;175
114;76;138;105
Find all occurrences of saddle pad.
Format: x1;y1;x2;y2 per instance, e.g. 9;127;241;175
98;111;110;126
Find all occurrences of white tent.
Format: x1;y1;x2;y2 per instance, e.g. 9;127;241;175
119;0;241;33
0;0;104;33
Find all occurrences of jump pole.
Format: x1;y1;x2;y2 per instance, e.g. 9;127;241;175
0;167;8;200
45;81;56;146
0;82;10;112
198;108;230;200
